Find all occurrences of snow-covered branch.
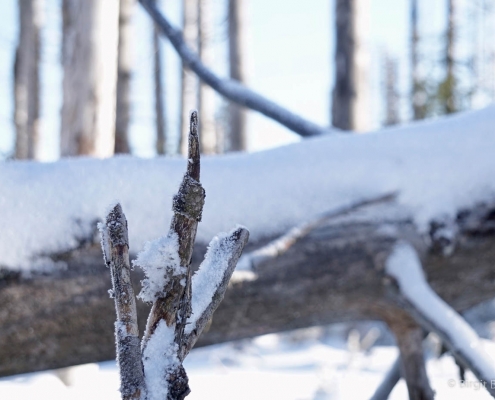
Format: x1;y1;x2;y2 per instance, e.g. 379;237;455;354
138;0;328;138
386;241;495;398
99;112;249;400
182;226;249;359
99;204;145;400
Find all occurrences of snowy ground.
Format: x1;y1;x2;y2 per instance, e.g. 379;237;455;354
2;326;494;400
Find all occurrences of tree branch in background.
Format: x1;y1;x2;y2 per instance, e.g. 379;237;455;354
386;241;495;398
369;356;401;400
138;0;328;138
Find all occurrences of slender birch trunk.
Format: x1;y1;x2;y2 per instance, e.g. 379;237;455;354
61;0;120;157
14;0;42;160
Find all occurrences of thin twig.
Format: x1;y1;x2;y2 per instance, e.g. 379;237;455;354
237;192;397;271
138;0;328;138
99;204;145;400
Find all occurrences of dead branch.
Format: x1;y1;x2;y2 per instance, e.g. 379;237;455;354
369;356;401;400
99;205;145;400
137;0;328;138
99;112;249;399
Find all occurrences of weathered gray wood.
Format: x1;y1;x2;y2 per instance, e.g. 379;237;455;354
1;201;495;377
386;321;434;400
100;204;144;400
369;356;401;400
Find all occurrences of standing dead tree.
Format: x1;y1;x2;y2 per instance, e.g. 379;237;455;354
99;112;249;399
138;0;327;138
226;0;247;151
115;0;136;154
61;0;120;157
14;0;42;160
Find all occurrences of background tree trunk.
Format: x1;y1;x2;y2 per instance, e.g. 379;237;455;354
197;0;217;154
114;0;135;155
410;0;427;120
14;0;42;160
179;0;198;156
440;0;457;114
153;0;166;156
331;0;370;132
384;54;399;126
226;0;247;152
61;0;120;157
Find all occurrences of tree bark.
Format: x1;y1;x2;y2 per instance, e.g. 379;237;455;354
61;0;120;157
331;0;370;131
14;0;42;160
115;0;135;155
226;0;247;151
179;0;199;156
153;0;167;156
2;200;495;377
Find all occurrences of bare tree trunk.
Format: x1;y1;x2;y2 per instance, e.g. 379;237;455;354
227;0;247;151
331;0;370;132
443;0;456;114
61;0;120;157
115;0;135;154
197;0;216;154
153;0;166;156
384;54;399;126
179;0;198;156
14;0;42;160
410;0;426;120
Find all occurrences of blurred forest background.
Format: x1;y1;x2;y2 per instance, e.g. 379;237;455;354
1;0;494;162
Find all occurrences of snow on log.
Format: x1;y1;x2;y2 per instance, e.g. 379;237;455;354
1;106;495;272
386;241;495;397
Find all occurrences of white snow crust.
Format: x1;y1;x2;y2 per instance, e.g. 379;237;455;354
386;242;495;380
185;229;237;335
1;106;495;270
134;232;183;303
142;320;178;400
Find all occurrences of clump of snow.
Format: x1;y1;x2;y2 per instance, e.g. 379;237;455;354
185;230;237;335
386;242;495;380
134;232;183;303
142;320;179;400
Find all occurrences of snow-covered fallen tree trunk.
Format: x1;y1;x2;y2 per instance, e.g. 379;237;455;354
1;107;495;378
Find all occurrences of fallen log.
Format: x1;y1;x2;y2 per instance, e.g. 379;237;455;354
1;199;495;377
